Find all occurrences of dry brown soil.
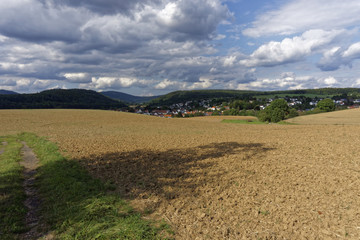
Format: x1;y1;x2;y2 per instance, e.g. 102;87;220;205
1;109;360;239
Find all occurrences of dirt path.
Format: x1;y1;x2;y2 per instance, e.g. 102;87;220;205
19;142;51;240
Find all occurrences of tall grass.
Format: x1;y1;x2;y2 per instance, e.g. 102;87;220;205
0;136;27;239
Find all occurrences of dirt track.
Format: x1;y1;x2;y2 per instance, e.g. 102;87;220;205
1;109;360;239
20;142;42;240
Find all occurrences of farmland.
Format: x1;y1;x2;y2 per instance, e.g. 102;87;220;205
1;109;360;239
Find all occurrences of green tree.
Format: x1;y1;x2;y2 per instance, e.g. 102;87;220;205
270;108;284;123
287;108;299;118
317;98;335;112
260;99;291;123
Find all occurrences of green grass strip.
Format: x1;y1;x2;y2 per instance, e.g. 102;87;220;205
19;133;172;240
0;136;27;239
221;119;265;124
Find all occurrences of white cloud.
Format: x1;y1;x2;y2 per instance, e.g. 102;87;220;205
243;0;360;37
154;78;214;90
342;42;360;58
236;73;317;91
187;78;214;89
318;42;360;71
89;77;146;90
240;29;343;67
32;79;53;89
154;79;183;90
321;76;338;85
223;56;237;67
64;73;90;83
213;34;226;40
353;78;360;87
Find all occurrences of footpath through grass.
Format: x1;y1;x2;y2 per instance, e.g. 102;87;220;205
1;133;172;239
0;136;27;239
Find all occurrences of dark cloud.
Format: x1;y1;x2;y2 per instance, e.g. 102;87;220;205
44;0;161;15
160;0;230;41
0;79;17;86
0;1;83;43
0;0;236;93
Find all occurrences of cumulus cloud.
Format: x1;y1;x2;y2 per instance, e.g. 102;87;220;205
44;0;161;15
0;0;229;49
243;0;360;37
64;73;90;83
0;0;235;94
319;76;338;86
89;77;141;89
240;29;343;67
155;79;184;90
187;78;214;89
318;42;360;71
155;78;214;90
236;73;318;91
0;1;84;43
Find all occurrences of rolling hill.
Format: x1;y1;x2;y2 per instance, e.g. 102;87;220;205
0;89;127;109
148;88;360;106
101;91;160;104
0;89;18;95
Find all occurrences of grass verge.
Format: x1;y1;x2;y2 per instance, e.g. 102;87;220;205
221;119;265;124
0;136;27;239
18;132;172;239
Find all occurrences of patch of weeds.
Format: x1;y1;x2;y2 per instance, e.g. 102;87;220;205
143;208;154;215
258;210;270;216
104;180;117;191
19;132;170;239
0;136;27;238
156;219;175;238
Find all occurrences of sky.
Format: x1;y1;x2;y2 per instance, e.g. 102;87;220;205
1;0;360;96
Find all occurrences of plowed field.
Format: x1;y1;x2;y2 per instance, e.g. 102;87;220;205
1;109;360;239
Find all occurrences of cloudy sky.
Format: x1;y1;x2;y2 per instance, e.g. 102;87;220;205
1;0;360;95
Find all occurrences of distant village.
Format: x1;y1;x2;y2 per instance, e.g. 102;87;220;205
129;95;360;118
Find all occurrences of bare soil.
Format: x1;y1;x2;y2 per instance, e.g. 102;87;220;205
1;109;360;239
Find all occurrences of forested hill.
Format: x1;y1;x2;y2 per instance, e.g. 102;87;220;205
149;90;256;106
0;89;127;109
0;90;18;95
101;91;160;104
148;88;360;106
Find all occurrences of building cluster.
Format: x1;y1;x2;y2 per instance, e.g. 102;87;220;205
131;96;360;118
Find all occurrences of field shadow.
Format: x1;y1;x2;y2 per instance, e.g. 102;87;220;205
0;160;27;237
75;142;274;204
